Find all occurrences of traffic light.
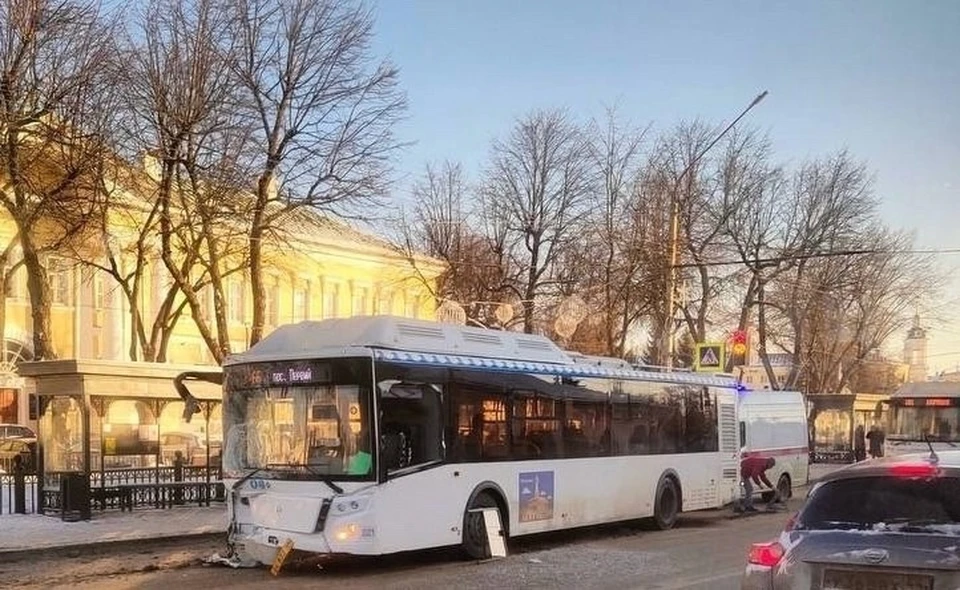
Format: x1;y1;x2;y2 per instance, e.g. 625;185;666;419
731;330;748;355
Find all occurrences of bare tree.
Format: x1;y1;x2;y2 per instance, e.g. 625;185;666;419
399;161;511;327
725;151;880;387
642;122;763;364
571;108;659;356
0;0;119;359
480;109;592;333
229;0;407;347
410;161;469;263
771;228;942;393
63;152;215;363
126;0;250;364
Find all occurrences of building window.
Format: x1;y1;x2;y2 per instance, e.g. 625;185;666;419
93;274;106;308
49;258;73;305
265;278;280;327
92;273;106;327
352;286;368;316
375;291;392;315
4;262;22;300
0;388;17;424
3;247;22;299
323;283;339;318
228;279;245;323
197;285;213;320
405;294;419;318
293;280;309;322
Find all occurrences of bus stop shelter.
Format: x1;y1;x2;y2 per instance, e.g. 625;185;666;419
807;392;888;463
18;359;224;518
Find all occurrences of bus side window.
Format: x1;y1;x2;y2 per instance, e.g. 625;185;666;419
380;382;443;472
739;421;746;449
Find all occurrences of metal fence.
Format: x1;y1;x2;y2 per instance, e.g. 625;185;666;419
0;472;39;515
1;465;225;516
44;465;221;489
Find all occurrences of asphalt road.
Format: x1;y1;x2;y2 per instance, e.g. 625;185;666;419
2;500;800;590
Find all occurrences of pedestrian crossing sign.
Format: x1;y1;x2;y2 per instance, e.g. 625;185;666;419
695;343;724;373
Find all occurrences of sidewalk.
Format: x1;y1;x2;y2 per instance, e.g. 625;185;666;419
0;505;227;555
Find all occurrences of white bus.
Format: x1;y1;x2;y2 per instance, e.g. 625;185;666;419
885;382;960;457
177;316;743;566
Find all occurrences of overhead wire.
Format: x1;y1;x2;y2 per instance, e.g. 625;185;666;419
672;247;960;269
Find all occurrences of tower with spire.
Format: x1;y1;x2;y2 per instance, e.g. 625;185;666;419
903;312;928;383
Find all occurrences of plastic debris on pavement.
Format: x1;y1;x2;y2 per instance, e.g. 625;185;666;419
203;551;259;568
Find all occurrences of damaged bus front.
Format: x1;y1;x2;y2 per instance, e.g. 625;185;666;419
177;355;379;566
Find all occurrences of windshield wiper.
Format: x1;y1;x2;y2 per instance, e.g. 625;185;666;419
265;463;344;494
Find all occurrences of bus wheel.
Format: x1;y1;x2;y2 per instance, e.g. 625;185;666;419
653;477;679;530
776;474;792;501
461;491;501;560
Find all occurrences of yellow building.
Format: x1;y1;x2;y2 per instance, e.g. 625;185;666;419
0;161;444;433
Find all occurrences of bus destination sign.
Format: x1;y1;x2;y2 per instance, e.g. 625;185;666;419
270;365;322;385
901;397;959;407
227;361;332;389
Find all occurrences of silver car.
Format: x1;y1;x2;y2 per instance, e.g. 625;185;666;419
743;449;960;590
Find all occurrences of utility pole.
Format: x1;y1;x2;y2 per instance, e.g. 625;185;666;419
662;90;769;369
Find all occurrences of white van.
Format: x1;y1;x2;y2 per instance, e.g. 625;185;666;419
738;390;809;502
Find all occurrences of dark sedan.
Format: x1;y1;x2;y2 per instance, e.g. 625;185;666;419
743;450;960;590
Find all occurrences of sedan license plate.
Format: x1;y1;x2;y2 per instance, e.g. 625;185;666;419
822;569;932;590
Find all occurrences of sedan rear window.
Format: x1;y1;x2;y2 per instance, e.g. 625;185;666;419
799;476;960;532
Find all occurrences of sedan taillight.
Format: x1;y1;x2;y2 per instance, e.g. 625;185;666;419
748;541;784;568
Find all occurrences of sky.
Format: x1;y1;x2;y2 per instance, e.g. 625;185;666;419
368;0;960;372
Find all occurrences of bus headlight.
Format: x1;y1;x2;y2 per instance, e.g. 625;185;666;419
333;523;361;542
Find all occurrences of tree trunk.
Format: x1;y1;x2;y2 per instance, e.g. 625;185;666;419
19;236;56;360
128;315;139;361
249;217;265;347
523;238;540;335
604;240;615;355
248;172;272;347
756;276;779;389
201;220;233;364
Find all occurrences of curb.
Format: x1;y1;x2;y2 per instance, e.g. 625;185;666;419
0;530;226;564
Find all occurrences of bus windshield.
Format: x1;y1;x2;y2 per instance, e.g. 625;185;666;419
891;405;960;443
221;357;375;480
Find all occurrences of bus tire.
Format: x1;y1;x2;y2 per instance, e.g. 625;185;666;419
653;476;680;530
461;490;503;560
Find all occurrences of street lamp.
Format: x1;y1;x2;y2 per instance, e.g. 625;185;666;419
662;90;769;369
